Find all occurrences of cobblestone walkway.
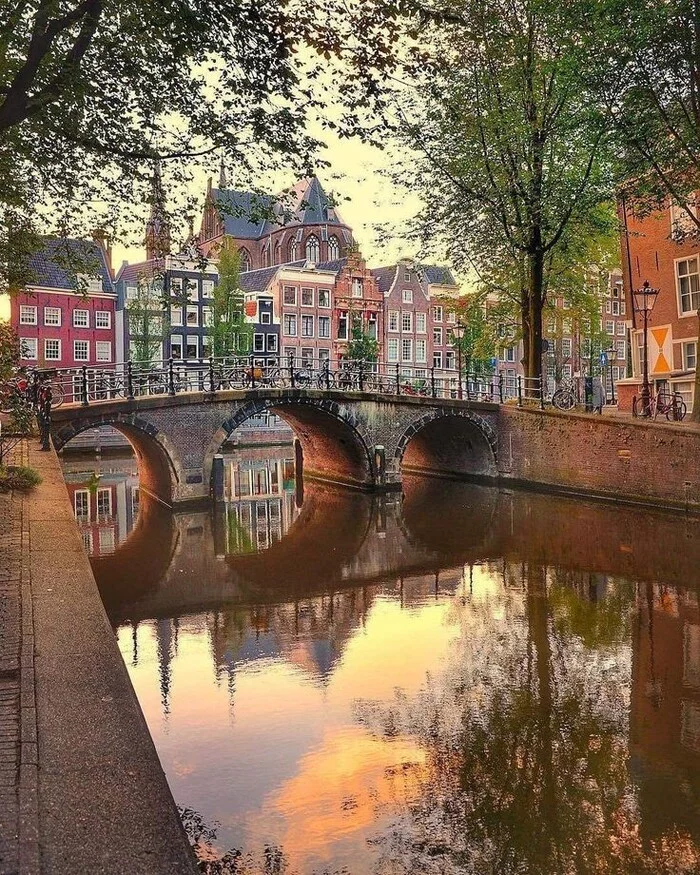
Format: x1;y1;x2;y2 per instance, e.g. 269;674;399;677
0;448;23;875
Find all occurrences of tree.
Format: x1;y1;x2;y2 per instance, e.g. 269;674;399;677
444;293;496;377
211;246;251;359
388;0;613;389
126;271;169;364
346;313;380;363
0;1;413;292
0;323;20;381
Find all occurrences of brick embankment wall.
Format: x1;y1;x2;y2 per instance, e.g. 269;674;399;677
16;441;198;874
499;406;700;511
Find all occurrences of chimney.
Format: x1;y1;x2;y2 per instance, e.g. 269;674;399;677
92;228;113;276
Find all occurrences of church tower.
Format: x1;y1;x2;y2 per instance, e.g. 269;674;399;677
145;159;171;260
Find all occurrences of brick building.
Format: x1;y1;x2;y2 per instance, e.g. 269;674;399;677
10;237;116;370
617;195;700;411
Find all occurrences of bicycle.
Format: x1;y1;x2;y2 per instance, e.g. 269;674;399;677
0;369;64;413
633;391;687;421
551;379;576;411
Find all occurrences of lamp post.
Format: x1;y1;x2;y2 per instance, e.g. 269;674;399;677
453;321;466;399
632;281;660;417
607;347;618;405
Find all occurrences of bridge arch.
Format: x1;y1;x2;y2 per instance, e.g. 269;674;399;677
395;410;498;481
52;415;180;505
204;397;376;492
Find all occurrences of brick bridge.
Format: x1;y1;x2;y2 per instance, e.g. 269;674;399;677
51;389;501;505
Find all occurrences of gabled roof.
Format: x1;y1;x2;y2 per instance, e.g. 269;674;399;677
283;176;347;226
28;237;114;293
370;265;397;295
315;258;347;273
421;264;456;286
116;259;163;284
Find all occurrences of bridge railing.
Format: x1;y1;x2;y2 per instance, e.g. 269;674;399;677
48;357;545;407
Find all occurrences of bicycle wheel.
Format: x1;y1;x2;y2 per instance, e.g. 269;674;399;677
632;395;641;417
552;389;574;411
668;401;688;421
49;381;64;408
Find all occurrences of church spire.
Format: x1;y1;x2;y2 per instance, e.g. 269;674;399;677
145;159;171;260
218;152;227;190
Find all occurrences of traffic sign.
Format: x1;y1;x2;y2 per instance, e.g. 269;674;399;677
599;352;608;367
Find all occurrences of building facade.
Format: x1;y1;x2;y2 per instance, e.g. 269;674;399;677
617;195;700;411
10;237;116;371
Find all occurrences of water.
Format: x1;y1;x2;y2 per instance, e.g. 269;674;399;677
63;447;700;874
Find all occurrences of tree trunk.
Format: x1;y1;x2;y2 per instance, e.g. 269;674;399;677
524;248;545;395
691;310;700;422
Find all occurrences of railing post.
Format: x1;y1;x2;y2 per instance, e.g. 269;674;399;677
289;354;295;388
539;376;545;409
465;370;471;401
250;358;256;389
498;371;504;404
431;366;436;398
358;359;365;392
396;363;401;395
517;375;523;407
126;360;134;400
209;356;215;394
81;366;89;406
325;359;331;391
168;357;176;396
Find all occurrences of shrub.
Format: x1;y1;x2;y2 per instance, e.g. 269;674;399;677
0;465;41;492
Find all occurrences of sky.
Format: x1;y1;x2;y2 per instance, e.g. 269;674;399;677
111;132;426;272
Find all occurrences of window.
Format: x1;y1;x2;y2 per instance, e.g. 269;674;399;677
74;490;90;522
254;334;265;352
416;312;426;333
21;338;37;359
186;306;199;326
283;286;297;305
404;269;411;282
387;338;399;362
612;300;620;316
685;341;697;370
447;310;456;323
319;316;330;338
186;279;199;301
432;306;443;322
186;336;199;358
73;309;89;328
301;315;314;337
95;341;111;362
99;529;115;553
677;257;700;314
44;307;61;326
401;311;413;332
283;314;297;336
433;327;443;346
352;278;363;298
402;289;413;303
301;287;314;306
605;320;615;335
289;239;298;262
562;338;572;358
617;322;626;336
446;350;455;369
261;311;271;325
305;235;320;262
318;288;331;308
433;351;442;368
44;339;61;361
170;335;183;359
401;338;413;361
368;315;378;339
19;305;37;325
605;300;612;314
621;302;626;315
97;488;112;518
266;334;278;352
170;277;183;296
563;364;573;378
388;311;399;332
202;307;212;327
563;298;571;309
126;285;138;301
300;347;313;367
95;311;110;329
202;338;212;359
319;348;330;363
74;340;89;361
284;347;297;361
328;236;340;261
202;279;215;297
170;306;183;326
416;338;427;363
338;311;348;340
615;339;626;360
502;346;515;363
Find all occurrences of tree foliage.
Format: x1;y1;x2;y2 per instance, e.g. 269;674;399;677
126;271;168;364
444;294;495;375
346;313;380;363
211;246;251;359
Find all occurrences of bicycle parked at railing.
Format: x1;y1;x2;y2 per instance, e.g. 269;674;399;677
551;378;577;411
0;368;64;414
632;391;687;421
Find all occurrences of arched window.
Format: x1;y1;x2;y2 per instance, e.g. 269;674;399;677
305;235;320;263
328;235;339;261
239;248;251;273
289;239;297;262
274;242;281;265
262;242;270;267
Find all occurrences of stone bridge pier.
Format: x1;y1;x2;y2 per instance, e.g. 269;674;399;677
51;389;500;506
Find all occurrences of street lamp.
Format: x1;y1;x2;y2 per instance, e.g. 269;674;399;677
453;321;466;399
632;280;660;416
606;347;618;405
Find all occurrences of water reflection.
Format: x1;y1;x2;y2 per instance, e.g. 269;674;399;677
68;448;700;874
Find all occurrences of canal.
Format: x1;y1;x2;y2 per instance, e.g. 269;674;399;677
61;441;700;874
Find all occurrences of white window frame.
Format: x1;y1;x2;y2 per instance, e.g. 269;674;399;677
433;327;443;346
401;337;413;362
401;311;413;332
318;316;331;338
676;255;700;316
170;306;183;326
432;306;443;322
19;305;37;325
388;310;399;332
318;288;331;308
73;309;89;328
74;490;90;522
684;340;697;370
433;351;442;368
44;338;61;361
95;341;112;362
20;337;38;360
202;306;212;327
301;314;314;337
74;339;90;361
43;306;61;326
283;314;297;336
186;305;199;327
202;279;215;297
301;287;314;307
283;286;297;306
415;312;427;333
387;337;399;362
94;310;111;329
402;288;413;303
185;335;199;359
170;335;183;359
415;338;427;363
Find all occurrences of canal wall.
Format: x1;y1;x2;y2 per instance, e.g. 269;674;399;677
12;440;198;874
499;406;700;511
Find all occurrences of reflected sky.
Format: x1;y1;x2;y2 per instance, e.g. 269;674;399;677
73;449;700;874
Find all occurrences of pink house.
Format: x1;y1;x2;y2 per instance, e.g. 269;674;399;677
11;237;116;370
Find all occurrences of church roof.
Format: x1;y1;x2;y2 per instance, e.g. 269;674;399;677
211;189;276;239
28;237;114;293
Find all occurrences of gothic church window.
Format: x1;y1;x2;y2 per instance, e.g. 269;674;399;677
305;235;320;263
